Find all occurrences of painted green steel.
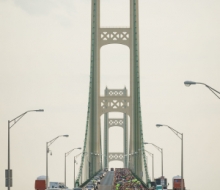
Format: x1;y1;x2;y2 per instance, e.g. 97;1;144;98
123;113;128;167
104;112;108;168
129;0;150;182
76;0;150;186
103;88;128;168
75;0;99;184
103;88;108;169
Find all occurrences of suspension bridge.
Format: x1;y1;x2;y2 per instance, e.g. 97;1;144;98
75;0;150;187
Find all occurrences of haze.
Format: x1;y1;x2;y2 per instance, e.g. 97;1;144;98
0;0;220;189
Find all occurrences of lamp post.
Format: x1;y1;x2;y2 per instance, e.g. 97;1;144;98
46;135;69;189
184;81;220;99
74;152;82;188
144;142;163;177
64;147;81;187
89;152;94;178
7;109;44;190
129;152;137;172
124;154;129;168
100;154;103;169
145;150;154;181
156;124;184;190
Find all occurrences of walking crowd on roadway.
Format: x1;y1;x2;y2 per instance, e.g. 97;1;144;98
113;168;147;190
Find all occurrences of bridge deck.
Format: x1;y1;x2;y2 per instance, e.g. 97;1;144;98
99;171;114;190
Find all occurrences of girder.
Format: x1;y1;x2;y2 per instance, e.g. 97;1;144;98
105;88;127;96
108;152;124;162
99;28;131;47
103;87;128;168
108;119;124;128
99;96;131;116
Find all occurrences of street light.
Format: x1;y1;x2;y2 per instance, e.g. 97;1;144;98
184;81;220;99
124;154;129;168
7;109;44;190
144;142;163;177
74;152;82;188
46;135;69;188
98;154;103;169
64;147;81;187
145;150;154;181
156;124;184;190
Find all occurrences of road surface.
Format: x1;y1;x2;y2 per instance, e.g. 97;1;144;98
99;171;114;190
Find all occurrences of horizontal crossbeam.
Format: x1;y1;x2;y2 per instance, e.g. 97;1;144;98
99;96;131;116
108;152;124;161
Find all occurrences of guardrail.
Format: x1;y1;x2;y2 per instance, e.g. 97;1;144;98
79;170;102;188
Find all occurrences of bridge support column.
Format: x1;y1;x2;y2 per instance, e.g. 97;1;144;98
76;0;150;185
103;88;128;168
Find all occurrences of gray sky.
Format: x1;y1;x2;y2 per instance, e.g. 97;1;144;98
1;0;220;189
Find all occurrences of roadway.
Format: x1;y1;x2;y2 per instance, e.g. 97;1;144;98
99;171;114;190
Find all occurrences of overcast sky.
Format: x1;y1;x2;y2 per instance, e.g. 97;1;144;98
1;0;220;189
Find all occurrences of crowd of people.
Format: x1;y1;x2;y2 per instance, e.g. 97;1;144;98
113;168;148;190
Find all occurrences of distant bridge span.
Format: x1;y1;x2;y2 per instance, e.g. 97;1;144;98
75;0;150;187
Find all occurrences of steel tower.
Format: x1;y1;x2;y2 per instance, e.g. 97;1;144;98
75;0;149;186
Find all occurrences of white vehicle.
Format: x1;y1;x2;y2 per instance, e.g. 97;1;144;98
94;176;100;184
85;184;95;190
96;178;100;184
49;182;67;189
92;179;97;187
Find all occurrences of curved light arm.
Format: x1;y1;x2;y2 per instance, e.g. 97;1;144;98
74;152;82;160
9;109;44;128
144;142;162;152
151;144;162;152
47;135;69;147
145;150;153;157
65;147;81;157
184;81;220;99
156;124;183;140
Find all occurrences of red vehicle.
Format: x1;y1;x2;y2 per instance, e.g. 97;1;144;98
173;175;185;190
35;176;46;190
